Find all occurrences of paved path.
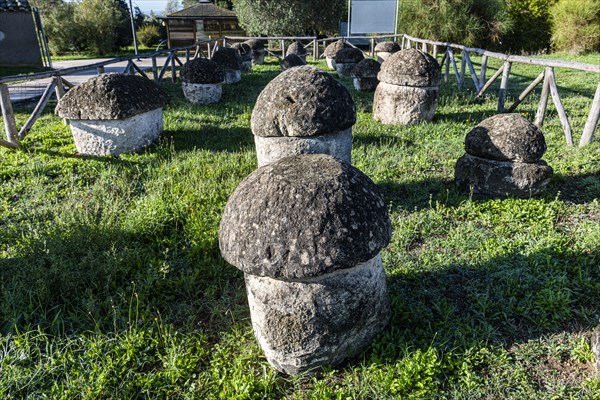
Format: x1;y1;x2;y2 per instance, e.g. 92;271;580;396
8;56;169;103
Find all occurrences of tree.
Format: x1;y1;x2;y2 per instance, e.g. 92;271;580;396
29;0;64;15
231;0;345;36
164;0;181;15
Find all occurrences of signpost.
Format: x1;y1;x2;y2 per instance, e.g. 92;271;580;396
347;0;399;35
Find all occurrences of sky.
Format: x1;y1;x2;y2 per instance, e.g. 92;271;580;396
131;0;170;14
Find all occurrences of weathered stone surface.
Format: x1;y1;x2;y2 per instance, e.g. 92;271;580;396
378;48;440;87
352;58;381;78
353;77;379;92
281;54;306;70
465;113;547;162
373;82;438;124
211;47;241;71
335;48;364;64
254;128;352;166
455;153;553;198
219;154;392;279
245;38;265;51
182;82;222;104
374;41;400;53
336;62;357;79
55;73;168;120
180;58;224;84
286;41;307;62
245;254;390;374
232;42;253;72
245;39;266;64
223;69;241;84
592;325;600;375
251;65;356;137
70;108;163;156
323;40;348;58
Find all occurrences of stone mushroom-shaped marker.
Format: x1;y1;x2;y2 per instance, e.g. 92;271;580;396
351;58;381;92
251;65;356;166
455;113;553;198
280;53;306;70
373;48;440;125
335;47;364;79
55;73;168;156
285;41;307;63
323;40;349;70
232;42;253;72
219;153;392;375
211;47;242;84
374;41;401;63
244;38;266;65
180;58;224;104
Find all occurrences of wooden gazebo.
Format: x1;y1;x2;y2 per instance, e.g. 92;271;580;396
160;0;245;48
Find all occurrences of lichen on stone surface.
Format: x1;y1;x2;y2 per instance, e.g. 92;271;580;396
181;58;224;84
251;65;356;137
335;48;364;63
211;47;241;70
286;41;307;56
323;40;349;58
378;48;440;87
280;54;306;70
219;154;392;280
375;41;401;53
352;58;381;78
55;73;168;120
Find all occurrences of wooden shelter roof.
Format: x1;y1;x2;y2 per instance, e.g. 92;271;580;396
0;0;31;12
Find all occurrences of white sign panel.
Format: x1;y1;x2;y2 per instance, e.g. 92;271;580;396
350;0;397;34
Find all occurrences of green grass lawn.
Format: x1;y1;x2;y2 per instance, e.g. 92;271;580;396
1;54;599;399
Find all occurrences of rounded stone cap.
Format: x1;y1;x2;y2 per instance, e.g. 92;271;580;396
244;38;265;51
335;48;364;64
181;58;224;84
465;113;547;162
219;154;392;280
375;41;401;53
232;42;253;61
281;54;306;70
55;73;168;120
286;41;307;56
352;58;381;78
211;47;241;70
323;40;349;58
251;65;356;137
378;48;440;87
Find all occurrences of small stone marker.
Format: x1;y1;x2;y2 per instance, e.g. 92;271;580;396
374;41;401;63
251;65;356;166
211;47;242;84
335;48;364;79
323;40;349;70
232;42;253;72
455;113;554;198
180;58;224;104
244;39;266;65
280;54;306;70
55;73;168;156
351;58;381;92
373;48;440;125
285;41;307;63
219;153;392;375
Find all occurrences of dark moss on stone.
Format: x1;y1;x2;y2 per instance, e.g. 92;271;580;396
219;154;392;280
211;47;241;70
55;73;168;120
244;38;265;51
335;48;364;63
232;42;253;61
375;41;401;53
378;48;440;87
251;65;356;137
281;54;306;70
286;41;307;56
323;40;349;58
181;58;224;84
352;58;381;78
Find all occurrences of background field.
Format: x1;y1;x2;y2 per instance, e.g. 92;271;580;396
1;54;599;399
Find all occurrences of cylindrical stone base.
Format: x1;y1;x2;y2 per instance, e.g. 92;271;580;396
254;128;352;167
455;153;553;198
373;82;439;125
245;254;390;375
377;52;392;63
252;51;265;65
224;69;241;84
241;60;252;72
326;57;336;70
336;62;356;79
70;108;163;156
353;77;379;92
182;82;222;104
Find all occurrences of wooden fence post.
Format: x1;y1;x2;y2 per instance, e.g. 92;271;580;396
479;55;488;88
547;67;574;146
535;67;551;127
313;37;318;60
152;56;158;81
580;82;600;146
0;83;20;148
497;61;512;112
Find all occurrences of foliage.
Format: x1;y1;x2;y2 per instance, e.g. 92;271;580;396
550;0;600;54
231;0;345;36
1;54;599;397
44;2;85;54
396;0;511;49
29;0;63;15
136;24;162;47
502;0;553;54
163;0;181;15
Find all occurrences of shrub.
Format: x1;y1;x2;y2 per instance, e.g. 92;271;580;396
550;0;600;54
502;0;553;54
137;24;162;47
44;3;85;55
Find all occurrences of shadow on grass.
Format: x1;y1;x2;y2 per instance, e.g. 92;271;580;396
547;172;600;204
377;178;459;212
163;125;254;153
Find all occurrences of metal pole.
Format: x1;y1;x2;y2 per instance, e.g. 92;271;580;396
128;0;139;56
394;0;399;35
347;0;351;37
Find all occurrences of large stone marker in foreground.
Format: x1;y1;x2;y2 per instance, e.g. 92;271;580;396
219;154;392;374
